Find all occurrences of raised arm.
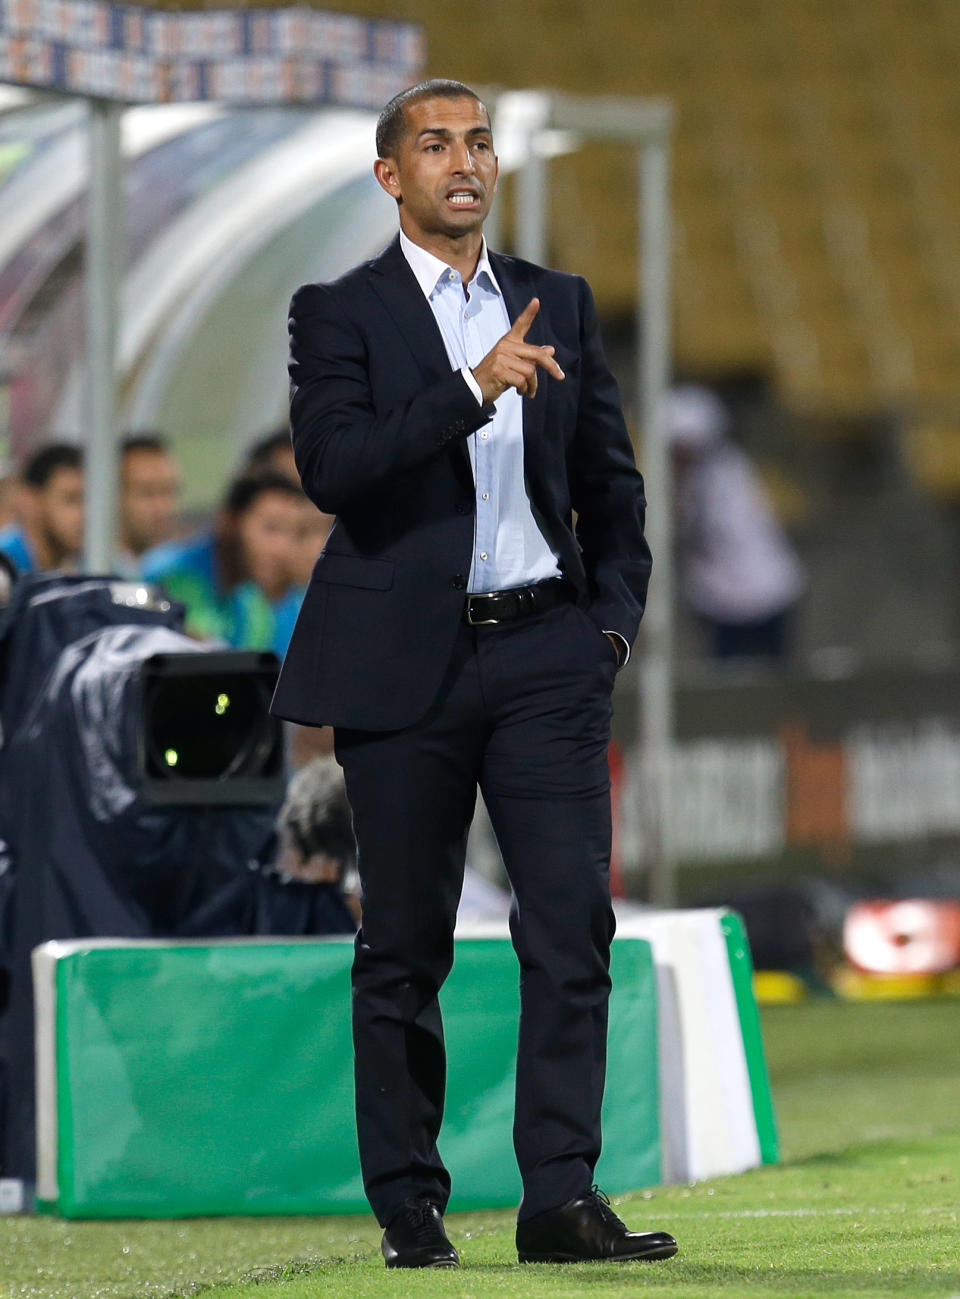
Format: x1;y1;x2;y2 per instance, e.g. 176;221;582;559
288;283;490;515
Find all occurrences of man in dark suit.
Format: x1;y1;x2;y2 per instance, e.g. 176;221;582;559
272;78;677;1270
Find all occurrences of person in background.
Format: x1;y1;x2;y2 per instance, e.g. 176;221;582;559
142;469;303;655
245;432;336;764
266;754;360;929
245;427;299;482
232;467;308;655
669;383;806;661
0;443;83;575
0;459;15;532
288;490;334;587
115;432;182;577
245;427;335;586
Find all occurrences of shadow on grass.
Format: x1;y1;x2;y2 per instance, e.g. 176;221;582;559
782;1130;960;1171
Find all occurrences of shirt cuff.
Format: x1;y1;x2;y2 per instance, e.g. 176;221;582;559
603;630;630;667
460;366;484;405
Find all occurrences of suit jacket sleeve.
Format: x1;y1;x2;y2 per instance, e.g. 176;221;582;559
288;282;493;514
569;276;653;646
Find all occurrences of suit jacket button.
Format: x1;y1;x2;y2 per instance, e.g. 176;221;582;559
454;503;470;515
450;574;466;590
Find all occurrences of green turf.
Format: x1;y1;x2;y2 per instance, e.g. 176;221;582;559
3;999;960;1299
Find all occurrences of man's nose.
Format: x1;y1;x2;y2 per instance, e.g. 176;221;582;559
450;144;475;174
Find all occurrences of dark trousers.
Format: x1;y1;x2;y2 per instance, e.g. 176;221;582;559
334;600;618;1226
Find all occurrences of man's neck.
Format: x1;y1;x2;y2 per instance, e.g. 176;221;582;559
399;223;484;283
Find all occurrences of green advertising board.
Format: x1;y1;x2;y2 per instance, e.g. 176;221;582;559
35;936;659;1219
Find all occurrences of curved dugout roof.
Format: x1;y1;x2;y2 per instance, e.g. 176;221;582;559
0;100;396;504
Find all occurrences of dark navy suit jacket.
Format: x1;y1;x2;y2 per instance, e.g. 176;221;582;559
271;235;652;732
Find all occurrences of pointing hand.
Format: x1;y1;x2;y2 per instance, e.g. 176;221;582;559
470;298;565;404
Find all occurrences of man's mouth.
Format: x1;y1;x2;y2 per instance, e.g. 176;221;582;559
446;189;480;207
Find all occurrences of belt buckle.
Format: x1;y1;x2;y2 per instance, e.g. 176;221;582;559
466;592;501;626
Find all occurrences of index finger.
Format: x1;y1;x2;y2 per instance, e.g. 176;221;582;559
508;297;540;341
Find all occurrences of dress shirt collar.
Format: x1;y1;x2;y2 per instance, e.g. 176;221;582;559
399;229;501;301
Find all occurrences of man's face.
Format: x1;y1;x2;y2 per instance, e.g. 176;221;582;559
32;466;84;561
376;95;498;244
121;448;181;555
237;489;301;601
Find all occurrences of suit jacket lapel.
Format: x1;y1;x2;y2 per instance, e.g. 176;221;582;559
369;239;551;496
369;236;453;384
492;251;541;342
369;236;474;490
489;250;549;468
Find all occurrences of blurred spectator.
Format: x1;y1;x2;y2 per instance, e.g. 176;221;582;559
669;384;805;661
0;443;83;575
142;469;304;655
245;430;336;764
246;426;298;483
246;426;334;583
115;432;181;576
291;497;334;587
0;460;15;532
275;755;355;882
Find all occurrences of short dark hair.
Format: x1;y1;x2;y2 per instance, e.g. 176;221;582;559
223;468;301;517
245;428;291;470
22;442;82;489
120;431;171;458
376;78;485;160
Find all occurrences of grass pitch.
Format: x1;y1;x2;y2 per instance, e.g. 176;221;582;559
3;999;960;1299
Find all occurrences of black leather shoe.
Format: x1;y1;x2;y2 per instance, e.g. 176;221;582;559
381;1201;459;1269
516;1186;678;1263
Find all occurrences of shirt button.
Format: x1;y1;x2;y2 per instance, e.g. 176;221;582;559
450;574;466;590
480;431;489;439
480;552;488;561
481;492;489;500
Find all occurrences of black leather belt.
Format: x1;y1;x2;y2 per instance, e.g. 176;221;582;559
464;576;575;626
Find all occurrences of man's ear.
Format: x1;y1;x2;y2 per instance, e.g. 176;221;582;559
374;157;402;203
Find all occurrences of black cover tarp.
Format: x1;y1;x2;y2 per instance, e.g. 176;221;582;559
0;576;352;1184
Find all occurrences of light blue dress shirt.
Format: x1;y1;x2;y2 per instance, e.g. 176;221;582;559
399;231;561;594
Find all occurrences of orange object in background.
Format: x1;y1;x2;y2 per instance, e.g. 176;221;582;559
780;721;850;859
843;900;960;975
